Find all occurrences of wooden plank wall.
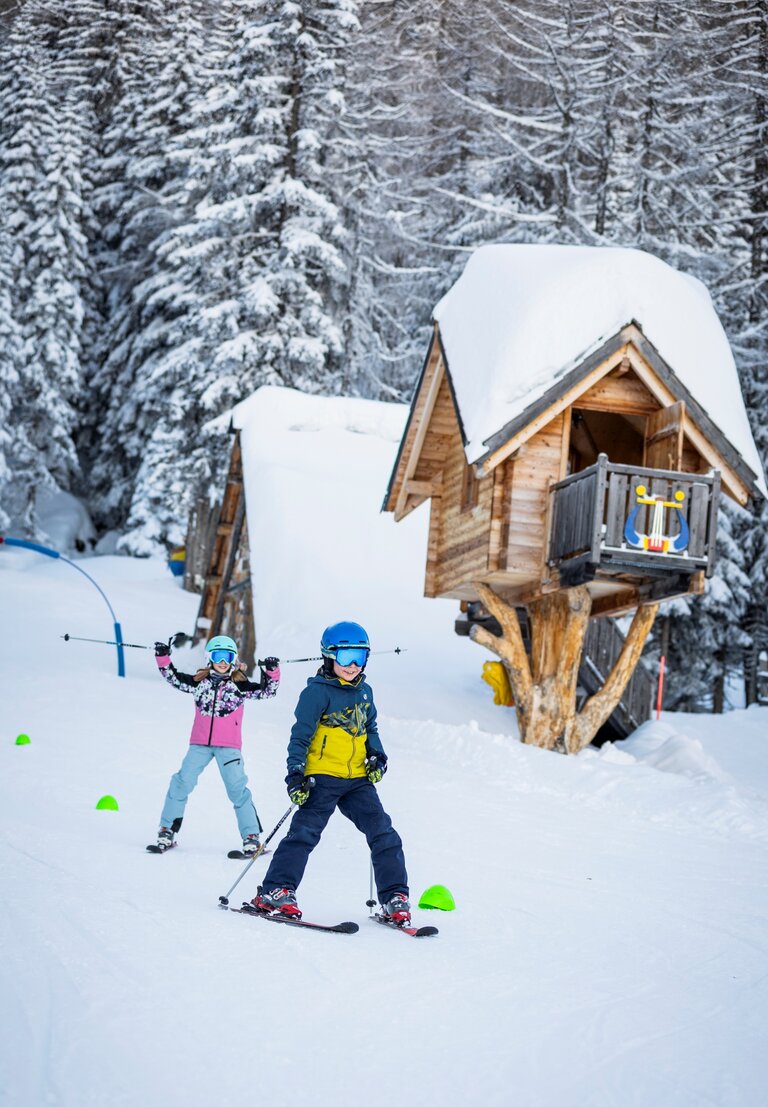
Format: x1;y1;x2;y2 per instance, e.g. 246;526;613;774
412;371;457;487
433;437;494;597
505;413;567;575
388;335;441;514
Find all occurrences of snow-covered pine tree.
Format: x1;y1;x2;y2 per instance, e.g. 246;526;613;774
704;0;768;702
0;229;23;531
86;1;212;549
655;503;753;713
0;3;98;536
116;0;359;553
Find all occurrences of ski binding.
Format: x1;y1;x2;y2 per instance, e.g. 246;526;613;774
371;914;438;938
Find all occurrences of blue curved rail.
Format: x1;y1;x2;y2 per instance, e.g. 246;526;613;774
1;536;125;677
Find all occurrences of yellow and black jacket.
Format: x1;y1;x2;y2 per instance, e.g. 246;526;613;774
286;670;385;780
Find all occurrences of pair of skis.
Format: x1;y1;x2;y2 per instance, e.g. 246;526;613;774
145;843;271;859
230;902;438;938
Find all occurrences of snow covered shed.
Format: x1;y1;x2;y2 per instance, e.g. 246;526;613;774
383;245;766;620
186;387;415;668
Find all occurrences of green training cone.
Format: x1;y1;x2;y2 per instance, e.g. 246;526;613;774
418;884;456;911
95;795;119;811
15;733;31;745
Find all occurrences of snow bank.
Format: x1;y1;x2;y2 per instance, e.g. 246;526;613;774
434;244;766;494
36;488;97;555
4;485;768;1106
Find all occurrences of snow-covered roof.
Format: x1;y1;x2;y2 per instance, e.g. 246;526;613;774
232;386;429;654
433;244;766;495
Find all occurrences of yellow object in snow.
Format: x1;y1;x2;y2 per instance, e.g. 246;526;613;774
482;661;514;707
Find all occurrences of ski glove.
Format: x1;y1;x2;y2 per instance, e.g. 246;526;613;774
365;755;387;784
260;656;281;678
154;641;171;657
287;773;312;806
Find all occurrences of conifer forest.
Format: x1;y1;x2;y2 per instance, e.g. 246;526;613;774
1;0;767;711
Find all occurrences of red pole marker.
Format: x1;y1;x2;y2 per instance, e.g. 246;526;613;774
656;655;666;721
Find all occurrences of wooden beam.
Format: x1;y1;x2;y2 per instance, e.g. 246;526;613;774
405;478;442;497
472;583;533;714
487;461;508;573
622;334;753;505
567;601;658;752
589;588;641;618
394;355;446;522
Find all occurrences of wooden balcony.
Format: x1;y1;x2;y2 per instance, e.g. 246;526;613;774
547;454;721;596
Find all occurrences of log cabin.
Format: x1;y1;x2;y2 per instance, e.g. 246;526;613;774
382;245;766;751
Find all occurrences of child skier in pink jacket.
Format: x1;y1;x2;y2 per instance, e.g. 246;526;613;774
150;635;280;855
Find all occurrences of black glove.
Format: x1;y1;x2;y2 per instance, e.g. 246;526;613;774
286;772;312;805
261;656;280;671
365;754;387;784
154;641;171;657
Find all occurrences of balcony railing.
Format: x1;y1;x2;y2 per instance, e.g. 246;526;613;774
548;454;720;585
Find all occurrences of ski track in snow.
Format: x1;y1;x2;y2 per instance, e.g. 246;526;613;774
2;552;768;1106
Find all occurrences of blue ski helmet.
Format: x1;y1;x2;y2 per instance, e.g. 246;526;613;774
206;634;238;666
321;622;370;667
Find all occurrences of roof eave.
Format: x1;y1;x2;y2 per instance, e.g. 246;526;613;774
473;322;762;501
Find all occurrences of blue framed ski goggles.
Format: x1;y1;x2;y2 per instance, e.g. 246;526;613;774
334;647;369;668
210;649;236;665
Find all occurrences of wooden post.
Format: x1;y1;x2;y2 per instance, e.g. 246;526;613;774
565;602;658;752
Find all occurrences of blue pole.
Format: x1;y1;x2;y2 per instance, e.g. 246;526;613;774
1;536;127;678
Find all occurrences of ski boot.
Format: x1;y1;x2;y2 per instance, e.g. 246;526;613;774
242;834;262;856
381;892;411;926
156;826;175;852
250;886;302;919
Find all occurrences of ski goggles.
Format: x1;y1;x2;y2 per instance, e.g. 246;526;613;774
209;649;236;665
333;647;369;668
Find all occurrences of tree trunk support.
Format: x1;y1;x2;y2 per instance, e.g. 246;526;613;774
470;582;658;753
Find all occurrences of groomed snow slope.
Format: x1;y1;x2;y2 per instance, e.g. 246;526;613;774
2;396;768;1106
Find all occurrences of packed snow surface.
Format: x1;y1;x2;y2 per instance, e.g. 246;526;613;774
433;244;766;495
3;395;768;1106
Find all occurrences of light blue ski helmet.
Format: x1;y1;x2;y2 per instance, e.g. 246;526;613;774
206;634;238;665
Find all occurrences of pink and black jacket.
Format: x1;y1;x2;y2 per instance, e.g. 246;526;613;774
156;655;279;749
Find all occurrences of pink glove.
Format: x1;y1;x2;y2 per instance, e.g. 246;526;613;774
261;655;280;681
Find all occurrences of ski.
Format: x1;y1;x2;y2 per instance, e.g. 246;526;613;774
146;842;177;854
231;904;358;934
227;848;272;860
371;915;438;938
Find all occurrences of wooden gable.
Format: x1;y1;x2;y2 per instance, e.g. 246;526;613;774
476;322;759;506
382;326;464;521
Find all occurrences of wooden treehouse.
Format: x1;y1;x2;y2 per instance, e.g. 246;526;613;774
383;244;766;753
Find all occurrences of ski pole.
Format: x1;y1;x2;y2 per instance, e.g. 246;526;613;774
61;631;192;650
217;778;316;909
265;647;407;665
366;858;377;916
